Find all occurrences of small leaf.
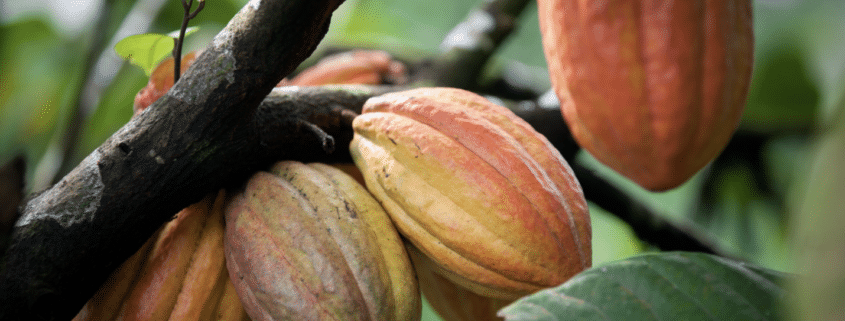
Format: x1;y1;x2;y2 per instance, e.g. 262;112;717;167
498;252;790;321
114;33;175;76
114;27;200;76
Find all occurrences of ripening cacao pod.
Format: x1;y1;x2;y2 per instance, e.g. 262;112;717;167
537;0;754;191
73;191;250;321
408;245;511;321
277;50;408;87
223;161;421;321
133;51;200;117
349;87;592;300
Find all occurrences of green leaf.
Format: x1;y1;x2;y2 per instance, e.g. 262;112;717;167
114;33;175;76
498;252;790;321
114;27;200;76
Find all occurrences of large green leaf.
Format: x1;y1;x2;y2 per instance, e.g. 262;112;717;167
498;252;790;321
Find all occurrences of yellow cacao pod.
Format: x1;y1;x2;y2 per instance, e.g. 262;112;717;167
408;245;511;321
223;161;421;321
73;191;250;321
538;0;754;191
350;87;592;300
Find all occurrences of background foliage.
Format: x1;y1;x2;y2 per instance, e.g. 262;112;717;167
1;0;843;319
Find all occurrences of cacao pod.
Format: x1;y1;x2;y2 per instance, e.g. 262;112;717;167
349;87;591;300
408;245;511;321
73;190;250;321
133;51;200;117
331;162;368;187
223;161;421;321
278;50;408;87
537;0;754;191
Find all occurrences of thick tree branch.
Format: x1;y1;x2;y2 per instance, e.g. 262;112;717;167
255;85;399;163
415;0;531;89
0;0;343;319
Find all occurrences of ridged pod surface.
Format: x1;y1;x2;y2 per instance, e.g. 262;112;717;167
350;87;591;300
408;245;511;321
73;191;250;321
223;161;421;321
537;0;754;191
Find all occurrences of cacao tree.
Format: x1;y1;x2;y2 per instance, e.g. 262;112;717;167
1;0;842;320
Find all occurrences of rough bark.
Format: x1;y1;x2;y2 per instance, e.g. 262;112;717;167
0;0;343;319
0;0;737;317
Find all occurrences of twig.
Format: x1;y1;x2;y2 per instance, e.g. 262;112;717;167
255;85;399;163
336;105;360;127
571;162;731;257
174;0;205;82
298;119;335;154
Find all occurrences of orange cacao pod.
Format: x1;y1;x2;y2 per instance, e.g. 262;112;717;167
538;0;754;191
223;161;421;321
133;51;200;117
278;50;408;87
350;87;592;300
73;191;250;321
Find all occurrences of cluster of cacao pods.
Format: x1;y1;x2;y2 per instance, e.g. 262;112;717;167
538;0;754;191
75;160;423;321
89;47;593;319
87;0;755;313
73;191;250;321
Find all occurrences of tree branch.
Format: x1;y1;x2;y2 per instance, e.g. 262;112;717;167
0;0;344;319
495;94;733;258
571;163;729;257
414;0;531;89
254;85;399;163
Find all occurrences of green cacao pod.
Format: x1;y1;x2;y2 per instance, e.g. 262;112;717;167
350;87;592;300
538;0;754;191
73;191;250;321
223;161;421;321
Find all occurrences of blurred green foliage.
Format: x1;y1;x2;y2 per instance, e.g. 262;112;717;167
1;0;843;320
